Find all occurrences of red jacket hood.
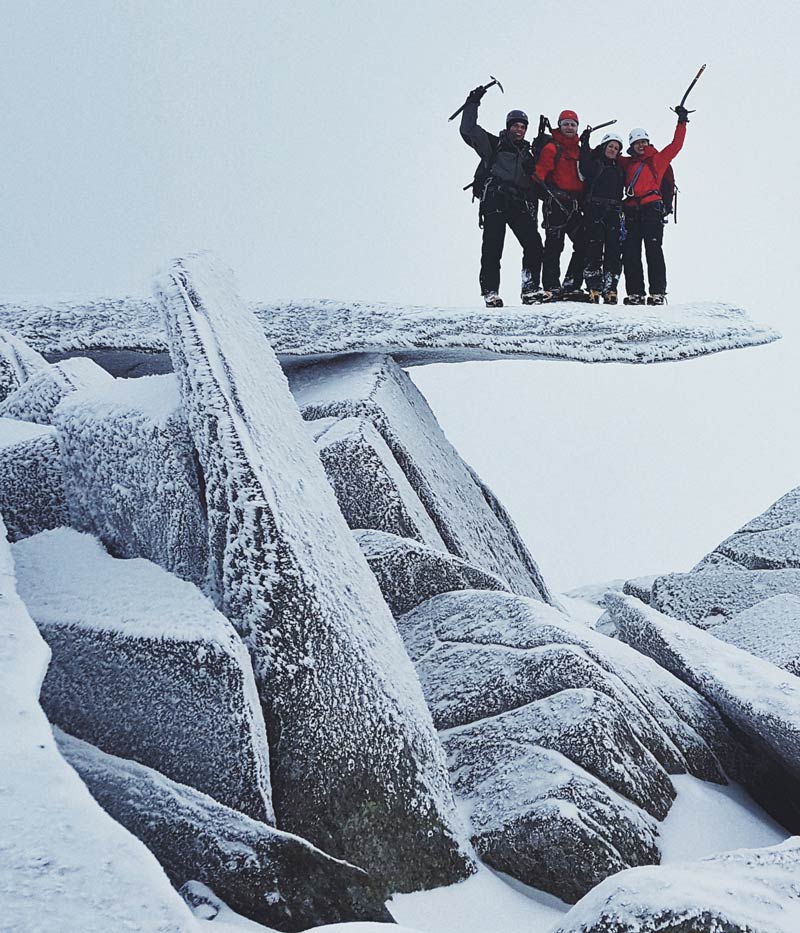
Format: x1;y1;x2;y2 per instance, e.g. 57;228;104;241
552;129;580;157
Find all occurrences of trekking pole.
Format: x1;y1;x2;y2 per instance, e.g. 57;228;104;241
448;75;505;122
671;64;706;115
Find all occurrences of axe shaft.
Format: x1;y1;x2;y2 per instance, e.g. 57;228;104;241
679;63;706;108
448;76;504;122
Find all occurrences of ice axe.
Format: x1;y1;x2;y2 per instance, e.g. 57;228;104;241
586;119;617;134
671;63;706;116
448;75;504;122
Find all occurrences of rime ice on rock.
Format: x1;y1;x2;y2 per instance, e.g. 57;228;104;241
622;574;656;604
651;567;800;627
708;594;800;674
0;356;112;424
154;254;472;891
13;527;273;823
0;327;48;401
53;373;208;588
312;416;447;550
555;838;800;933
0;418;68;540
289;353;550;601
355;529;507;617
57;731;394;932
0;516;195;933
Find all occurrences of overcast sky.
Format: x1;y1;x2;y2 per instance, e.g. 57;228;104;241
2;0;798;590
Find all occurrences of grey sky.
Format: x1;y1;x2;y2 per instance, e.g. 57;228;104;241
2;0;797;588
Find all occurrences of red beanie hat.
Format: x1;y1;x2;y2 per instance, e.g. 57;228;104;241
558;109;579;124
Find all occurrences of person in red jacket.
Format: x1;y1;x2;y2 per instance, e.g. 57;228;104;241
534;109;586;300
621;106;689;305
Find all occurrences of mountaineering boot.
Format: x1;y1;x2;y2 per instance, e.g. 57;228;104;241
483;291;504;308
647;294;667;305
602;290;618;305
522;288;547;305
587;290;601;304
561;288;590;303
539;287;561;303
623;294;645;305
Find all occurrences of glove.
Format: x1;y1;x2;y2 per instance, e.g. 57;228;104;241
674;104;691;124
579;127;591;145
466;85;486;104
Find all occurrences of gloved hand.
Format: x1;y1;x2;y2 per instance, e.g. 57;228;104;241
674;104;691;123
466;85;486;104
579;127;592;145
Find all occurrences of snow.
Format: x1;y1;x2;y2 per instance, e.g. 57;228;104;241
708;593;800;672
0;415;53;445
0;295;778;365
0;356;112;424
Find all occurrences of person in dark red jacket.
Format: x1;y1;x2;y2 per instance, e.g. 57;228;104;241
621;107;689;305
534;109;586;300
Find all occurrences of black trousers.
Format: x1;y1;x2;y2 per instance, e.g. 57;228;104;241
479;189;543;296
542;194;584;290
583;203;623;292
623;201;667;296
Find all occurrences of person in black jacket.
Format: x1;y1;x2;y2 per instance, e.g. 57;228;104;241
460;86;543;308
578;130;626;304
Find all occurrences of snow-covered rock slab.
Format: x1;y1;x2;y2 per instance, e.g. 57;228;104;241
53;373;208;588
0;418;68;540
0;326;48;400
554;838;800;933
14;527;274;823
0;297;779;366
0;515;197;933
709;594;800;674
651;566;800;627
313;416;446;550
622;574;656;604
57;730;394;932
400;591;741;784
290;353;550;601
609;592;800;787
154;253;472;891
356;529;507;617
0;356;112;424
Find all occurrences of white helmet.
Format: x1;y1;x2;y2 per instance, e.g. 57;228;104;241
600;132;624;148
628;127;650;145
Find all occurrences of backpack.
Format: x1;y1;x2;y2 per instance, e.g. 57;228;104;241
463;131;500;199
661;163;678;218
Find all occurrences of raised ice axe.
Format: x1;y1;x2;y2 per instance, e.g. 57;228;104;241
448;75;505;122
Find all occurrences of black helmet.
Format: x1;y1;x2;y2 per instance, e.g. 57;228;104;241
506;109;529;128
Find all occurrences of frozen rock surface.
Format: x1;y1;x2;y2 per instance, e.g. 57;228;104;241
57;730;394;933
0;356;112;424
622;574;656;604
154;253;472;891
356;528;507;617
0;326;48;400
289;353;550;601
651;567;800;628
53;372;208;587
0;296;779;365
709;594;800;674
555;838;800;933
14;527;274;823
0;516;196;933
313;415;446;550
0;418;68;540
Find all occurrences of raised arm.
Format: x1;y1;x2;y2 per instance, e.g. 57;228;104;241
459;89;494;161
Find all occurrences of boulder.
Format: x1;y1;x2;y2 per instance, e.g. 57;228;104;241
443;725;659;904
622;574;656;604
14;527;273;823
554;839;800;933
0;327;47;401
0;418;68;540
0;356;112;424
154;254;472;891
708;594;800;674
312;416;446;550
56;730;394;933
355;529;507;617
0;515;196;933
53;373;208;588
288;352;551;602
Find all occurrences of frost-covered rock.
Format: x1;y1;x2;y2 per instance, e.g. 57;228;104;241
0;356;112;424
0;327;48;401
356;529;507;617
622;574;655;604
0;515;196;933
14;528;273;823
444;729;659;904
154;254;472;891
399;591;739;783
289;353;550;601
708;594;800;674
0;418;68;540
313;415;446;550
651;567;800;628
53;373;208;588
554;838;800;933
56;730;394;933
